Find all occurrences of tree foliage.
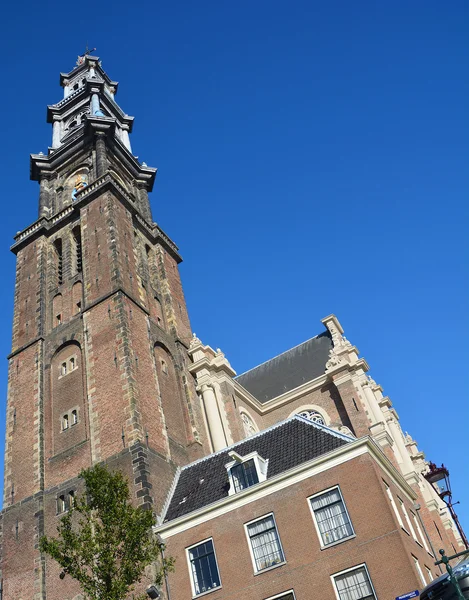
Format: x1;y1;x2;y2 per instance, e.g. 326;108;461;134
40;463;173;600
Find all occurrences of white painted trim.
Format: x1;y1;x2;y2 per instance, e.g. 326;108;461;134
330;562;377;600
383;480;405;530
225;451;268;496
264;591;296;600
244;512;286;573
185;537;222;598
156;436;417;539
397;496;418;542
307;485;355;548
412;554;427;587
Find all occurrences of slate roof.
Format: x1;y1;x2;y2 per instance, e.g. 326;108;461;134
163;416;351;522
235;331;332;403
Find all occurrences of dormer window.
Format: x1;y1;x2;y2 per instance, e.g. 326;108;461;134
231;459;259;492
225;451;268;496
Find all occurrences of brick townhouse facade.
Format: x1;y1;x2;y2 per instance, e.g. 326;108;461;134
156;417;442;600
0;54;465;599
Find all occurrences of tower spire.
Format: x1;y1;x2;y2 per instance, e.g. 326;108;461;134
29;54;156;224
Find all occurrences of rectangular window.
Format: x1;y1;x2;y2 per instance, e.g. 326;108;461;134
264;593;295;600
309;487;354;547
411;512;432;555
425;566;433;584
398;497;417;539
57;494;66;514
231;459;259;493
246;514;285;572
187;539;221;596
333;565;376;600
413;555;427;587
384;481;405;529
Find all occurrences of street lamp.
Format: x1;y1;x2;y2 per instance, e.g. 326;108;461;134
424;462;468;549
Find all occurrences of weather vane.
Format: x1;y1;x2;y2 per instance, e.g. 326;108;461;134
76;44;97;66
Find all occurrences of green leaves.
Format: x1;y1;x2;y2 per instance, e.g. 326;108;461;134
39;464;173;600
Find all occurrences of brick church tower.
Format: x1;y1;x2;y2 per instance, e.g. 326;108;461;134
0;53;211;599
1;53;465;600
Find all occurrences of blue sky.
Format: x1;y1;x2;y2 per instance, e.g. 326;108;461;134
1;2;467;534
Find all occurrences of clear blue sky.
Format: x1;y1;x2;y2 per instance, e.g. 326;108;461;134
1;2;467;534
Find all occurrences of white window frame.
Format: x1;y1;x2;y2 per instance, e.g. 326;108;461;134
411;511;432;555
307;485;355;548
412;555;427;587
264;591;296;600
185;537;222;597
62;414;69;431
225;451;268;496
244;512;286;574
425;565;433;584
331;563;377;600
383;481;405;530
398;496;418;540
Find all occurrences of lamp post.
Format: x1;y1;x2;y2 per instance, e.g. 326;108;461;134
424;463;469;549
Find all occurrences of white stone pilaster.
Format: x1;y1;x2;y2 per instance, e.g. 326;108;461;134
52;118;61;149
199;384;226;451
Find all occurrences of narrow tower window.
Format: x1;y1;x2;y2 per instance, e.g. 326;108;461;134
71;409;78;425
54;239;63;286
62;414;69;430
73;226;82;274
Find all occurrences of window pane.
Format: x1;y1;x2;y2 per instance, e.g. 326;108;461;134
248;516;284;571
311;489;353;546
232;459;259;493
231;463;247;492
189;540;220;595
335;567;375;600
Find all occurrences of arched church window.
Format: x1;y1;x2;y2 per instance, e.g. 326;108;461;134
297;410;326;425
241;411;258;438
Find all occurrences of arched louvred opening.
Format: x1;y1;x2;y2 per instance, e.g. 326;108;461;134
150;296;165;330
72;281;83;315
50;342;87;457
52;294;63;328
53;239;63;286
154;343;188;448
72;226;82;275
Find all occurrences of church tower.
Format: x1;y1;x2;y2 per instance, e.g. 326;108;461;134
0;53;211;599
